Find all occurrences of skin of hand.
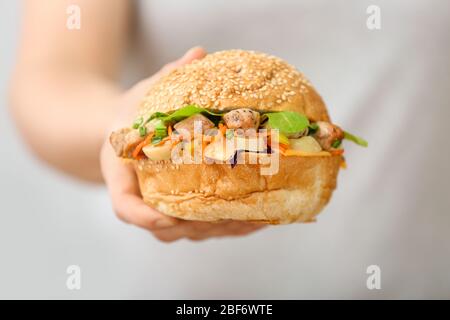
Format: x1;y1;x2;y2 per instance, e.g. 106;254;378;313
10;1;266;242
100;47;267;242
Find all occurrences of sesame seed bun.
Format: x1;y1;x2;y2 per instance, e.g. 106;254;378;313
134;50;340;224
134;154;341;224
139;50;330;122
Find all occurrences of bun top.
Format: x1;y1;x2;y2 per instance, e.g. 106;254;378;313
139;50;330;121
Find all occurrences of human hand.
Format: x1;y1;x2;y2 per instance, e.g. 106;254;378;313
100;47;266;242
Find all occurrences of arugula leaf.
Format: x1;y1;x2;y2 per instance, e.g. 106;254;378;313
152;119;168;138
163;105;205;122
331;139;342;148
147;112;168;122
139;126;147;137
147;105;223;124
344;131;368;147
264;111;310;135
132;117;143;129
308;123;319;134
151;136;163;145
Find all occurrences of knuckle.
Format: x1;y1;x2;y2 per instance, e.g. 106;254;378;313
236;228;257;236
145;217;160;230
113;209;128;223
153;232;178;243
145;217;174;231
187;235;206;241
146;215;179;231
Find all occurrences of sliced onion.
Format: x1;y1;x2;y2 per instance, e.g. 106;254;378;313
289;136;322;153
204;139;236;162
142;142;172;161
235;136;267;153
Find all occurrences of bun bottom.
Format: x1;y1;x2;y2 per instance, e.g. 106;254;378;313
134;155;341;224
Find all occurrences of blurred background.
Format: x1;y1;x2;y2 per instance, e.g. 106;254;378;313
0;1;123;299
1;0;449;299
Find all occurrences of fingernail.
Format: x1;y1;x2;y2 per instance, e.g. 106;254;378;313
185;46;205;57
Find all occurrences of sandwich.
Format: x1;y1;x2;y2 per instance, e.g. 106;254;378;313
110;50;367;224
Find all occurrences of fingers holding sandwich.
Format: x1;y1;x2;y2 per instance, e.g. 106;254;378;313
102;47;207;229
102;47;268;240
131;47;207;98
101;128;179;231
109;46;207;129
160;46;207;76
152;221;267;243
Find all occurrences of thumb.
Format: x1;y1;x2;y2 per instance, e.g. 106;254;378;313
132;47;207;94
160;46;207;75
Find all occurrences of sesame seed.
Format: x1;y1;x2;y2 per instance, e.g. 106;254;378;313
137;50;315;116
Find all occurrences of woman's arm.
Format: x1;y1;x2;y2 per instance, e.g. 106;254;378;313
9;0;130;182
9;2;266;241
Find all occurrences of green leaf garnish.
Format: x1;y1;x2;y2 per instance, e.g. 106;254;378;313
308;123;319;134
151;136;163;145
146;105;223;125
153;119;168;138
331;139;342;148
132;117;143;129
263;111;310;135
147;112;169;122
139;126;147;137
344;131;368;147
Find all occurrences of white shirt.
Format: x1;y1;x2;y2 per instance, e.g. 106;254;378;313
121;0;450;298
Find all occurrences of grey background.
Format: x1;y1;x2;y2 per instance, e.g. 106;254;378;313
0;2;294;299
1;1;450;299
0;1;134;299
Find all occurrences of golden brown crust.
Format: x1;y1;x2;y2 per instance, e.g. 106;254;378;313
134;154;341;224
129;50;340;224
138;50;330;122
